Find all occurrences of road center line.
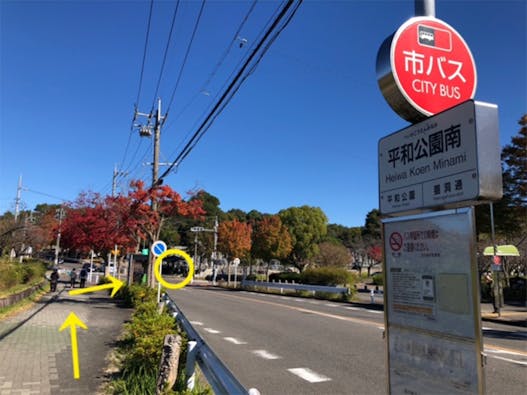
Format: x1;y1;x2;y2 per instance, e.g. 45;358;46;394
224;337;247;345
288;368;331;383
204;328;221;334
252;350;281;360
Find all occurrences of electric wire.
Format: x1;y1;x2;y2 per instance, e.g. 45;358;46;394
163;0;260;157
162;0;258;134
135;0;155;110
118;0;154;180
164;0;207;121
157;0;301;185
149;0;181;112
166;0;296;169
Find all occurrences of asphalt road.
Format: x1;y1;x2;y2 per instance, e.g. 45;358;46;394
167;286;526;395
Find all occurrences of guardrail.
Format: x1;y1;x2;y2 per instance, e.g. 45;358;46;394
162;293;258;395
240;280;349;296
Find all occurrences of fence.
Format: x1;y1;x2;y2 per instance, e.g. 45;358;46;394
162;293;259;395
240;280;349;296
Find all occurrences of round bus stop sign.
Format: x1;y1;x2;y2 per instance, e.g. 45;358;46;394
377;16;477;122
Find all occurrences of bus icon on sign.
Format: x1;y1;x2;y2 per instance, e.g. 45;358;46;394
418;24;452;52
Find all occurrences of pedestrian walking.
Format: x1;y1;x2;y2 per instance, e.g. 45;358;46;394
50;268;59;292
79;268;88;288
70;268;77;288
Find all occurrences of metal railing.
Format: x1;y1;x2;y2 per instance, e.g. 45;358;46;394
162;293;258;395
240;280;349;296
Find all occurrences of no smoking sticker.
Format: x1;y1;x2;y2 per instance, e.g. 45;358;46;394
389;232;403;251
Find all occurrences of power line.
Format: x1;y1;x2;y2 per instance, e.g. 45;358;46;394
135;0;155;109
162;0;259;134
119;0;155;175
149;0;181;112
164;0;207;119
157;0;302;185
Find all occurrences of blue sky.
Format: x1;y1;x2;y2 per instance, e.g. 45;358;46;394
1;0;525;227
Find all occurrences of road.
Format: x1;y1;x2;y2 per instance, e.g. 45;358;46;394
167;286;526;395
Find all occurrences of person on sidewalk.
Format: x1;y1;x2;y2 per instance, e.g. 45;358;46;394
79;268;88;288
70;268;77;288
50;268;59;292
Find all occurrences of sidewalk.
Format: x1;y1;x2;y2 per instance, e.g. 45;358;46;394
0;283;132;394
354;289;526;328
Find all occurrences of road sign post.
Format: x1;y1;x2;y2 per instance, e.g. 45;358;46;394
151;241;167;303
376;7;502;394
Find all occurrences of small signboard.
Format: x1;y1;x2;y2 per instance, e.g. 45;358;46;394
190;227;205;232
383;209;484;394
378;100;501;215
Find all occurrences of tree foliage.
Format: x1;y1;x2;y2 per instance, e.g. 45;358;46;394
251;215;292;262
218;219;252;261
314;241;351;268
279;206;328;271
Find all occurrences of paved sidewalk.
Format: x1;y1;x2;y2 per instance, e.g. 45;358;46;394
0;284;132;394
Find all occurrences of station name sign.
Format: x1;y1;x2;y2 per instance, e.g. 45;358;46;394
378;100;502;215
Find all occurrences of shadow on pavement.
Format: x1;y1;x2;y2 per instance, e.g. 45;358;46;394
0;288;65;341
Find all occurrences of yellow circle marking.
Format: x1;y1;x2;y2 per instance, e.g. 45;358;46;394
154;248;194;290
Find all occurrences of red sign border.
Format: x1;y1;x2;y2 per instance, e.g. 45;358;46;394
389;16;478;117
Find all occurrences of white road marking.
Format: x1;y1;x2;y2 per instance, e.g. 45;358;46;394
485;348;526;357
294;299;304;302
486;355;527;366
224;337;247;345
288;368;332;383
344;306;359;311
252;350;281;360
377;326;385;330
190;321;203;326
366;310;383;314
308;301;320;305
324;303;338;307
204;328;221;334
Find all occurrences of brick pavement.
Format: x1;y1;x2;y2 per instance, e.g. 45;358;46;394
0;283;132;395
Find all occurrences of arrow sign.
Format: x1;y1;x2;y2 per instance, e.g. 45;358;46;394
59;312;88;379
69;275;124;298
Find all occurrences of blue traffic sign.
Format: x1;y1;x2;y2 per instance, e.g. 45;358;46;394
151;241;167;257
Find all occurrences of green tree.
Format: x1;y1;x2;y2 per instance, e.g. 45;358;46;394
314;241;351;268
279;206;328;271
362;209;381;242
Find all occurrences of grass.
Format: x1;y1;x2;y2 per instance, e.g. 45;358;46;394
0;281;49;320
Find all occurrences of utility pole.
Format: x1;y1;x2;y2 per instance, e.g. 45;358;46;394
134;98;165;287
54;207;64;266
112;165;128;197
14;175;22;222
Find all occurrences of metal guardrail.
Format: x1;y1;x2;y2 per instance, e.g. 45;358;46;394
162;293;257;395
240;280;349;295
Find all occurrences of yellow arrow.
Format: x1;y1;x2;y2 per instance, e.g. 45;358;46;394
69;275;124;298
59;312;88;379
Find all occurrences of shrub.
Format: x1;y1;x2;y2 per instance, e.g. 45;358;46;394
269;272;301;283
301;266;355;287
372;273;384;286
0;260;46;292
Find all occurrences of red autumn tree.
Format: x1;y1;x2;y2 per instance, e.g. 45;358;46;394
251;215;292;263
61;192;133;256
123;180;205;287
218;219;252;261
